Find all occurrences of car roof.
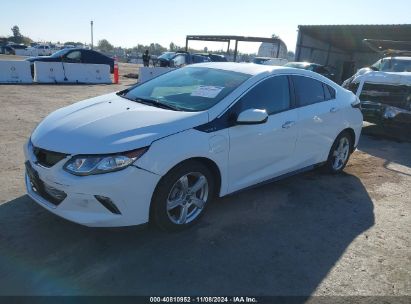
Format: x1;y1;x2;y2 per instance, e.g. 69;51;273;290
191;62;337;87
191;62;317;76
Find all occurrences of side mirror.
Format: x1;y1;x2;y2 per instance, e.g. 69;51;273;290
236;108;268;125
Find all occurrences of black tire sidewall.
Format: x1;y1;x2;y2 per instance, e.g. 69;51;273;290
151;161;215;231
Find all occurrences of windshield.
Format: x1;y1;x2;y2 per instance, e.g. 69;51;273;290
159;52;175;60
124;67;250;111
50;49;70;58
380;58;411;72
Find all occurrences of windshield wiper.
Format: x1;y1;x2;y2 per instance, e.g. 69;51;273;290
133;97;182;111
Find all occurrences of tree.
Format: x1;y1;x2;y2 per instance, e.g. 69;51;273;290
11;25;22;38
271;33;280;39
98;39;114;52
8;25;32;45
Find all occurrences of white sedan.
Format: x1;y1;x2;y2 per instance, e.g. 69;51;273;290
24;62;362;231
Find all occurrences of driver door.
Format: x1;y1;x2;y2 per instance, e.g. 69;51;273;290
227;75;299;192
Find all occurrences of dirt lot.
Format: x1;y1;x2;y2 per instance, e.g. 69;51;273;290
0;55;410;297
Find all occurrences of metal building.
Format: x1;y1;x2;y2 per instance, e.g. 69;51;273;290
295;24;411;83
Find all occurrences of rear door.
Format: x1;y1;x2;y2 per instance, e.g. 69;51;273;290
227;75;299;192
291;75;341;166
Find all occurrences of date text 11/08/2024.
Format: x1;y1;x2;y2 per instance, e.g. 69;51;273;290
149;297;258;303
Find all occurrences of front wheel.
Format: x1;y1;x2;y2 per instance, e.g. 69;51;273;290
324;131;353;173
151;161;215;231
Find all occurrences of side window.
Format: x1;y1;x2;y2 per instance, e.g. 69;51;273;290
292;75;325;106
236;76;290;115
66;51;81;62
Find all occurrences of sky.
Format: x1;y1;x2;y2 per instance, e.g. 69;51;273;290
1;0;410;54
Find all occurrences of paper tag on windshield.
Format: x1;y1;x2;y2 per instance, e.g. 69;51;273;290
190;86;224;98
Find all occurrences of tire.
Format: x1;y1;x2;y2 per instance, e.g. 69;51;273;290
324;131;353;173
151;160;215;231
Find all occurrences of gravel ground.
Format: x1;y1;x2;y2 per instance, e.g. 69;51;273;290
0;54;410;297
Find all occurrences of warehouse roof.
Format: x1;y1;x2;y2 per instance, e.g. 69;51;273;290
298;24;411;52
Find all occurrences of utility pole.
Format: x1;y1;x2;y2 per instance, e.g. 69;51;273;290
90;20;94;49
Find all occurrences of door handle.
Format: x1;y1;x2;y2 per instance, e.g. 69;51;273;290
282;121;295;129
330;107;338;113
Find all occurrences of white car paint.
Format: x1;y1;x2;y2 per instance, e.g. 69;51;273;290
24;62;363;227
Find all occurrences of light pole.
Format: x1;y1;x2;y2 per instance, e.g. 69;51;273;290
90;20;94;49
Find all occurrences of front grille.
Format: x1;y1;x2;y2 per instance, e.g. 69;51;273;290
360;83;411;111
33;146;67;168
25;161;67;206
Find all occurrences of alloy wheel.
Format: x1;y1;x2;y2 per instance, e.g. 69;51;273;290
166;172;209;224
332;137;350;170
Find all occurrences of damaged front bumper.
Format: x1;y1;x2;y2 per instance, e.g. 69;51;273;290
361;100;411;124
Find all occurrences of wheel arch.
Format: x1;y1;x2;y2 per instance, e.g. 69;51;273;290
340;127;356;152
149;156;222;222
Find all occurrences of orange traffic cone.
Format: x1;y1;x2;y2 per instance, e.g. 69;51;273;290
113;56;119;84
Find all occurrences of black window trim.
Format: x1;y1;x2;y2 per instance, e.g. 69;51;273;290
195;73;337;133
195;74;293;133
290;74;337;108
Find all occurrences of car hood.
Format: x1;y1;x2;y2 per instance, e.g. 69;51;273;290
351;69;411;86
31;93;209;154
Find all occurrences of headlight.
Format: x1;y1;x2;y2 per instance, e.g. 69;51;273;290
63;147;148;176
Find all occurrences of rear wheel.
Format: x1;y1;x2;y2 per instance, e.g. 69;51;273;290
151;161;214;231
324;131;353;173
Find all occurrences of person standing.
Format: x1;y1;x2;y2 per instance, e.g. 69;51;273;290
142;50;150;67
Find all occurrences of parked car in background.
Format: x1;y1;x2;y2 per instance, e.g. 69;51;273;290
0;45;16;55
262;58;288;66
342;56;411;126
1;44;27;55
252;57;287;66
26;48;115;75
33;44;53;56
284;62;335;81
154;51;211;68
24;62;362;231
170;51;211;67
156;52;177;67
194;53;228;62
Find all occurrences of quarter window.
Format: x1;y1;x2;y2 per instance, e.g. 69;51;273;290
326;84;336;99
236;76;290;115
